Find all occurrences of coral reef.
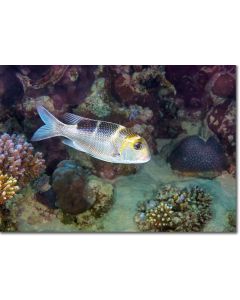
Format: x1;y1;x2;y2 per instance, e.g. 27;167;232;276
0;65;236;232
165;66;235;110
17;65;69;90
0;68;24;107
136;201;174;231
103;66;178;139
0;133;46;186
52;160;94;214
207;100;236;163
205;68;236;105
167;135;228;178
164;66;236;150
16;95;56;119
165;66;209;106
107;65;175;106
128;105;153;123
1;66;97;122
56;65;97;105
94;160;137;180
34;174;51;193
50;160;114;220
16;65;96;105
84;175;114;217
0;205;17;232
74;78;112;118
135;184;212;232
0;171;19;205
6;185;59;232
225;210;236;232
56;172;114;229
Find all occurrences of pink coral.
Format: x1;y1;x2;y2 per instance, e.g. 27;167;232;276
165;65;236;113
0;133;46;186
205;69;236;106
207;101;236;162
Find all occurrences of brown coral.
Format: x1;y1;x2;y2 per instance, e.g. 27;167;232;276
135;185;212;232
0;171;19;205
145;202;174;231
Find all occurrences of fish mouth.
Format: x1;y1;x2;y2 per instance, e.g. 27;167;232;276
138;153;151;163
143;156;151;163
125;154;151;164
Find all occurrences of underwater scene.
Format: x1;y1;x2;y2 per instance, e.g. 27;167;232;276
0;65;236;233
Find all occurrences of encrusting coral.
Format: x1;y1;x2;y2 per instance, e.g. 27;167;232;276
107;65;175;106
135;184;212;232
73;77;112;118
0;170;19;205
167;135;229;178
0;133;46;186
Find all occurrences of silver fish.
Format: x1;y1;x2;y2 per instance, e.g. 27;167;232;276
31;106;151;164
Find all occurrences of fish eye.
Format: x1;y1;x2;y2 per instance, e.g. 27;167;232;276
133;141;143;150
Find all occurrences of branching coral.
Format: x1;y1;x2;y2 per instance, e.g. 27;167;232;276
0;133;46;186
144;202;174;231
135;185;212;232
0;171;19;205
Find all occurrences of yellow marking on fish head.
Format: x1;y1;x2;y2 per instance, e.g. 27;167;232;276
119;134;143;154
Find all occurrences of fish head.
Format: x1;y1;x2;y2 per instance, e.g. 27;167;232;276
120;134;151;163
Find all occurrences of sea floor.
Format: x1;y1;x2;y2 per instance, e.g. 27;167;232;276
85;155;236;233
6;154;236;233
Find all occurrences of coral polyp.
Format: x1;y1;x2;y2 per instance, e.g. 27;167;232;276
144;202;174;231
0;171;19;205
135;185;212;232
0;133;46;186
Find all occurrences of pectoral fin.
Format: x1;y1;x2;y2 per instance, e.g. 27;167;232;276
112;148;120;157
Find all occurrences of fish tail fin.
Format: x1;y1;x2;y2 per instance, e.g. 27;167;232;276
31;105;64;141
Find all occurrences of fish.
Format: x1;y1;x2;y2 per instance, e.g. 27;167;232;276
31;105;151;164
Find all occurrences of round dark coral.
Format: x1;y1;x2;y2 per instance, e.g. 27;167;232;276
52;160;95;215
168;135;228;174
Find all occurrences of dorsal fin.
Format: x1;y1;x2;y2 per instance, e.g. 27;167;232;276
63;112;84;125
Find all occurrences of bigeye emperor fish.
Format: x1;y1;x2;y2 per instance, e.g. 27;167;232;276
31;106;151;164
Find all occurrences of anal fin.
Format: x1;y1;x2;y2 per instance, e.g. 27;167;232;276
62;138;86;153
